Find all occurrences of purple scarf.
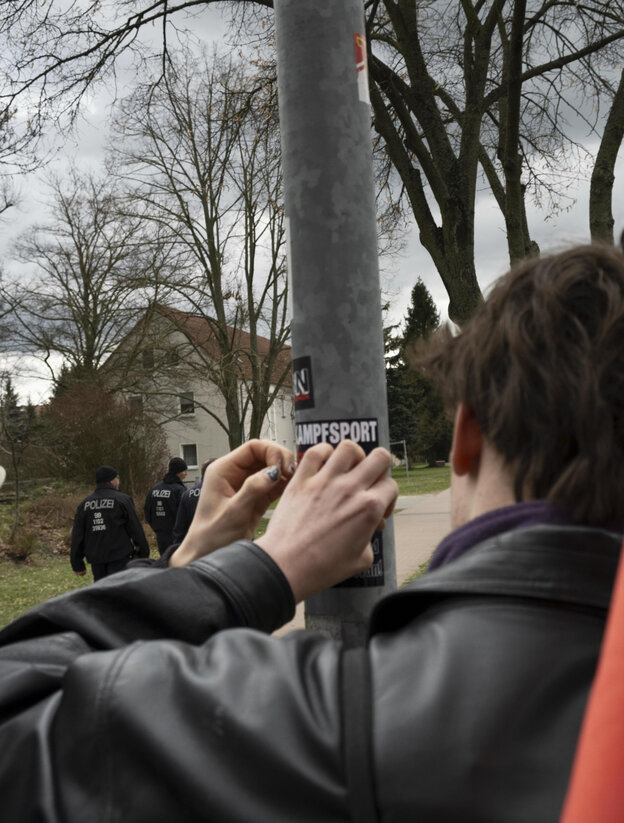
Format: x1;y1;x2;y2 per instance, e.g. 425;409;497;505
428;500;579;571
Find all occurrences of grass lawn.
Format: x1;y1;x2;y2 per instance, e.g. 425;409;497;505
0;552;92;628
0;464;450;630
391;462;450;496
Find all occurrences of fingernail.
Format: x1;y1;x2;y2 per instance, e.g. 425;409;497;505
266;466;280;482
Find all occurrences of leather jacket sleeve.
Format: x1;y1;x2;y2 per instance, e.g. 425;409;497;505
0;541;350;822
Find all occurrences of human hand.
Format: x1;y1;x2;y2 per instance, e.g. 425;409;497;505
170;439;295;567
255;440;398;602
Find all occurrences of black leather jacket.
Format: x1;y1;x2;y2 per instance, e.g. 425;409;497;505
0;524;619;821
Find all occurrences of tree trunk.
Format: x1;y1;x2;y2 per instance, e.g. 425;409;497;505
500;0;531;264
9;453;20;544
590;69;624;245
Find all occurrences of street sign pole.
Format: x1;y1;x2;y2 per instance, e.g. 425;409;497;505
275;0;397;645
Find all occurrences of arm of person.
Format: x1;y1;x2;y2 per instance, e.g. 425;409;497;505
125;498;150;557
69;504;87;576
171;491;191;544
170;438;398;603
0;535;332;821
143;490;153;526
0;439;398;821
0;553;346;822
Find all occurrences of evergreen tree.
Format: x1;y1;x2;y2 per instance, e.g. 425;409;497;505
0;377;36;541
386;280;453;467
403;279;440;349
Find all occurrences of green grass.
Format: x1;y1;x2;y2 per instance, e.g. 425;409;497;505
0;553;92;628
403;559;430;585
391;462;450;496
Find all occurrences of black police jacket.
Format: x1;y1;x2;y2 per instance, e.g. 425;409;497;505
70;483;149;572
0;523;620;821
144;473;187;536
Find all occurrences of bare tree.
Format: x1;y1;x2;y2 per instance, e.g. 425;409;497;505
366;0;624;320
590;69;624;244
112;50;290;448
0;170;172;389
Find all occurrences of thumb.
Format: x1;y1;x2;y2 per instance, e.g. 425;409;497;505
232;464;288;531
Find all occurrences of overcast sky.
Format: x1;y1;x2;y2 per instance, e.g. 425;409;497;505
1;6;623;403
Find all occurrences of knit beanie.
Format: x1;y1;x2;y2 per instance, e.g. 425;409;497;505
168;457;188;474
95;465;118;484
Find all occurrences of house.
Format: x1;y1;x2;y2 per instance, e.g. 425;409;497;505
108;305;295;482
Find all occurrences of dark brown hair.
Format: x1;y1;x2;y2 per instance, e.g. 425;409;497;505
428;244;624;525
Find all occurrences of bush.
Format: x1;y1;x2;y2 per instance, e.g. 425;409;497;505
39;384;169;499
4;530;40;562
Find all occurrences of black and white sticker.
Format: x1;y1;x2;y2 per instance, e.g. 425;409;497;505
293;356;315;410
296;418;378;451
297;416;384;587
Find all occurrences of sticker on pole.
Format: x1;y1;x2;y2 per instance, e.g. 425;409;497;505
293;356;315;410
354;33;371;105
296;417;379;458
297;417;384;586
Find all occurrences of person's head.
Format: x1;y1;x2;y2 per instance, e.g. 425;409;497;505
428;243;624;527
168;457;188;481
95;465;119;488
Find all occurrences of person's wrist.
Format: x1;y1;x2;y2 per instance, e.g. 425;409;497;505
168;513;240;567
254;534;306;603
169;529;211;566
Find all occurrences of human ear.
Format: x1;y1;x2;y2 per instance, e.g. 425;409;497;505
450;403;483;477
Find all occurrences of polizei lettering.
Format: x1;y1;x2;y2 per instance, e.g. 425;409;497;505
84;498;115;511
151;490;171;498
296;419;378;448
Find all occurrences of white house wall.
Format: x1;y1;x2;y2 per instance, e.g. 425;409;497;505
162;379;295;483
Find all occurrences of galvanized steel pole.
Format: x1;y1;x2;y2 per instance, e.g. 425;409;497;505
275;0;397;645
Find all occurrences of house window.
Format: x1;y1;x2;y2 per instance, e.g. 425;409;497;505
181;444;198;468
142;349;154;369
179;391;195;415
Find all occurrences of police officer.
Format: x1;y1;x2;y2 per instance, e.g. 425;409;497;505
144;457;188;555
171;458;214;545
70;465;149;581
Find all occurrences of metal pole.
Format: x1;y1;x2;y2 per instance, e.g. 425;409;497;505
275;0;397;646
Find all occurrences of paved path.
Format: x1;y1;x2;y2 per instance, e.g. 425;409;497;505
275;488;451;635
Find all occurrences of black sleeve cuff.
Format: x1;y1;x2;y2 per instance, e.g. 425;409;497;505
191;541;296;634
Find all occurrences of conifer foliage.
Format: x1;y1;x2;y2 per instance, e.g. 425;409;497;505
386;280;452;467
